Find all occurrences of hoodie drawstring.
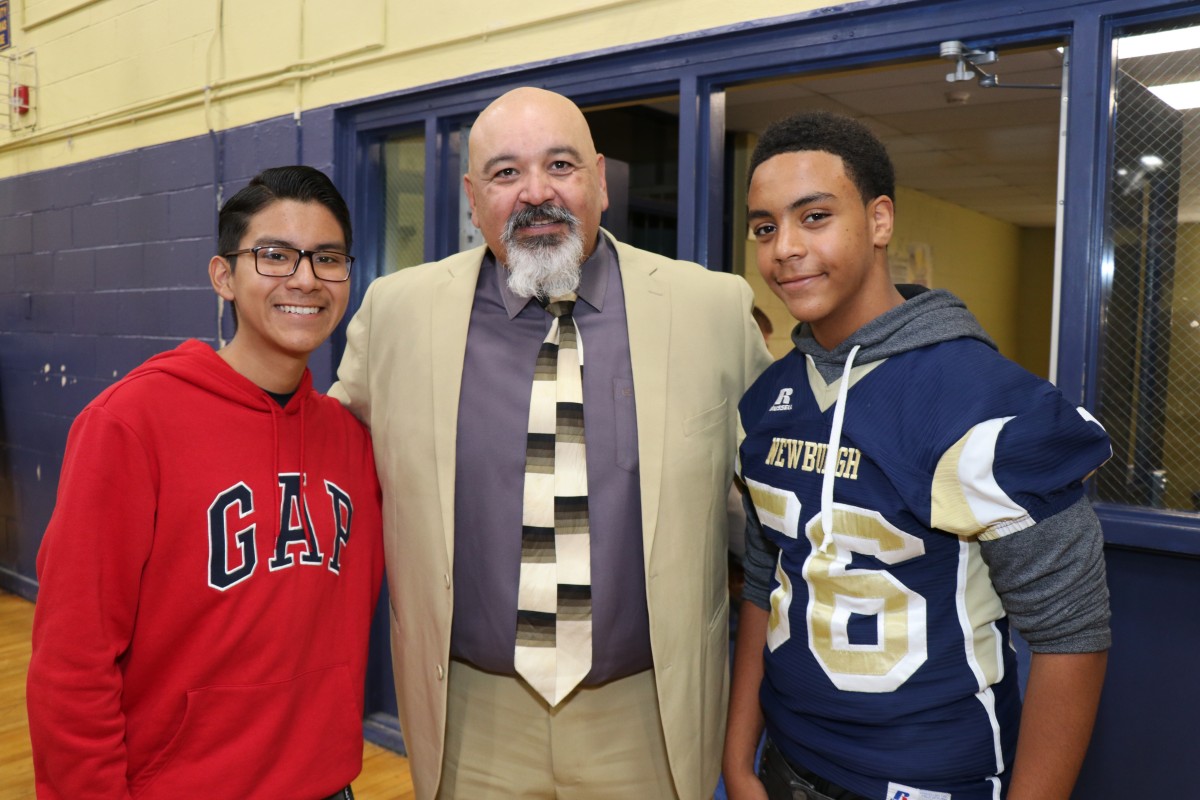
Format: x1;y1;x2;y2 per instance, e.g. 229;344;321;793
269;401;281;525
298;396;307;493
268;393;307;523
820;344;860;553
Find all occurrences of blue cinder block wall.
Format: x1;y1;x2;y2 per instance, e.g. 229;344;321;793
0;110;339;599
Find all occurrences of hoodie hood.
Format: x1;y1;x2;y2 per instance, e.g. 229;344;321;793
126;339;314;412
793;287;996;384
126;340;314;519
787;287;996;552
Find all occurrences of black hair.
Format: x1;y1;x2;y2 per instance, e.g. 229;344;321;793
748;111;895;205
216;166;351;331
218;165;352;259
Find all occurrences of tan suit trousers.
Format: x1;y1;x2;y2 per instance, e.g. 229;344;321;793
437;660;680;799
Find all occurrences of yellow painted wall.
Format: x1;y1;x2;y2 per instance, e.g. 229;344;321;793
890;186;1025;359
0;0;843;177
1015;226;1055;379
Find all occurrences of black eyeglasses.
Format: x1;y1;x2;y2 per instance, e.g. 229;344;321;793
223;246;354;282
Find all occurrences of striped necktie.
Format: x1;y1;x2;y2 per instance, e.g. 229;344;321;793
515;294;592;706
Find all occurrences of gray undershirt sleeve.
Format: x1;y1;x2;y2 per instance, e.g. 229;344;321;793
741;491;778;612
979;495;1112;654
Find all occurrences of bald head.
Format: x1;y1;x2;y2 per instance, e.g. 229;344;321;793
464;87;608;265
468;88;599;174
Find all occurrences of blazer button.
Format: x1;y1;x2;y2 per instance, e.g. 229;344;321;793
436;664;445;680
443;573;451;589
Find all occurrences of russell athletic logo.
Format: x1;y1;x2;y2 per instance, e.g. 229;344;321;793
769;388;794;412
886;784;951;800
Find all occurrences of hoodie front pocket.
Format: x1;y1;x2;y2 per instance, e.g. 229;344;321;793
133;664;362;800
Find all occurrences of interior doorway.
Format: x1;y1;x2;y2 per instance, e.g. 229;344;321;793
651;44;1068;372
585;99;681;258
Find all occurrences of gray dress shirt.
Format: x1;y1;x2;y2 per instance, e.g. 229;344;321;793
450;235;653;683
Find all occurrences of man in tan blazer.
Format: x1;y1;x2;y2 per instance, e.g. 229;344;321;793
332;87;772;800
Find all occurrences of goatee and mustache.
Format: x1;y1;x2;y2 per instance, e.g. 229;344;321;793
501;203;585;299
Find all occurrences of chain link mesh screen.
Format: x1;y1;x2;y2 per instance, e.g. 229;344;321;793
383;132;426;274
1097;20;1200;510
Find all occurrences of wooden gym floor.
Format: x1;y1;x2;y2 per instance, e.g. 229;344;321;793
0;591;415;800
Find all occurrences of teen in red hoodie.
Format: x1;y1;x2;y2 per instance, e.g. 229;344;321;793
27;166;384;800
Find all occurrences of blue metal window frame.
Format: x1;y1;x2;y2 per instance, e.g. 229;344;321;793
1085;2;1200;556
332;0;1200;557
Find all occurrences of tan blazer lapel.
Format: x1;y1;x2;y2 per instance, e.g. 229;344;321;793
430;246;486;570
613;239;670;563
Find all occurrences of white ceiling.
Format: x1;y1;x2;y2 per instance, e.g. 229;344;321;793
632;41;1200;229
716;43;1200;228
722;46;1070;228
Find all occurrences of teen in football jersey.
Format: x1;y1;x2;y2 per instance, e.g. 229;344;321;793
27;166;383;800
722;112;1112;800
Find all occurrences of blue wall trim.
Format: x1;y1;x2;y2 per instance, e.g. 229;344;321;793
0;565;38;602
1074;545;1200;798
1096;503;1200;556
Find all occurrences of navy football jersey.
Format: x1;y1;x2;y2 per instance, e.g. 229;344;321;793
738;338;1111;800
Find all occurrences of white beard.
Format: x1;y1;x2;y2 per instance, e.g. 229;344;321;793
503;230;585;299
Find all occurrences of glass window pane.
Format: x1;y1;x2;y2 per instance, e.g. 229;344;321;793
383;131;426;273
1097;18;1200;510
585;101;680;259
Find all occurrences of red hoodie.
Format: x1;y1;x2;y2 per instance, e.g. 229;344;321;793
27;340;385;799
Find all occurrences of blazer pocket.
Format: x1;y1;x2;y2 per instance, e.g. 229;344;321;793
683;397;729;437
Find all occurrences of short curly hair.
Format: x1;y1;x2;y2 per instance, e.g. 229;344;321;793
749;111;895;205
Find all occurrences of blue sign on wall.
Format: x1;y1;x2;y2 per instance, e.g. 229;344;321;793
0;1;9;51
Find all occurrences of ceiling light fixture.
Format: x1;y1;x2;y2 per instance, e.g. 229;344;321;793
1119;26;1200;59
1147;80;1200;110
